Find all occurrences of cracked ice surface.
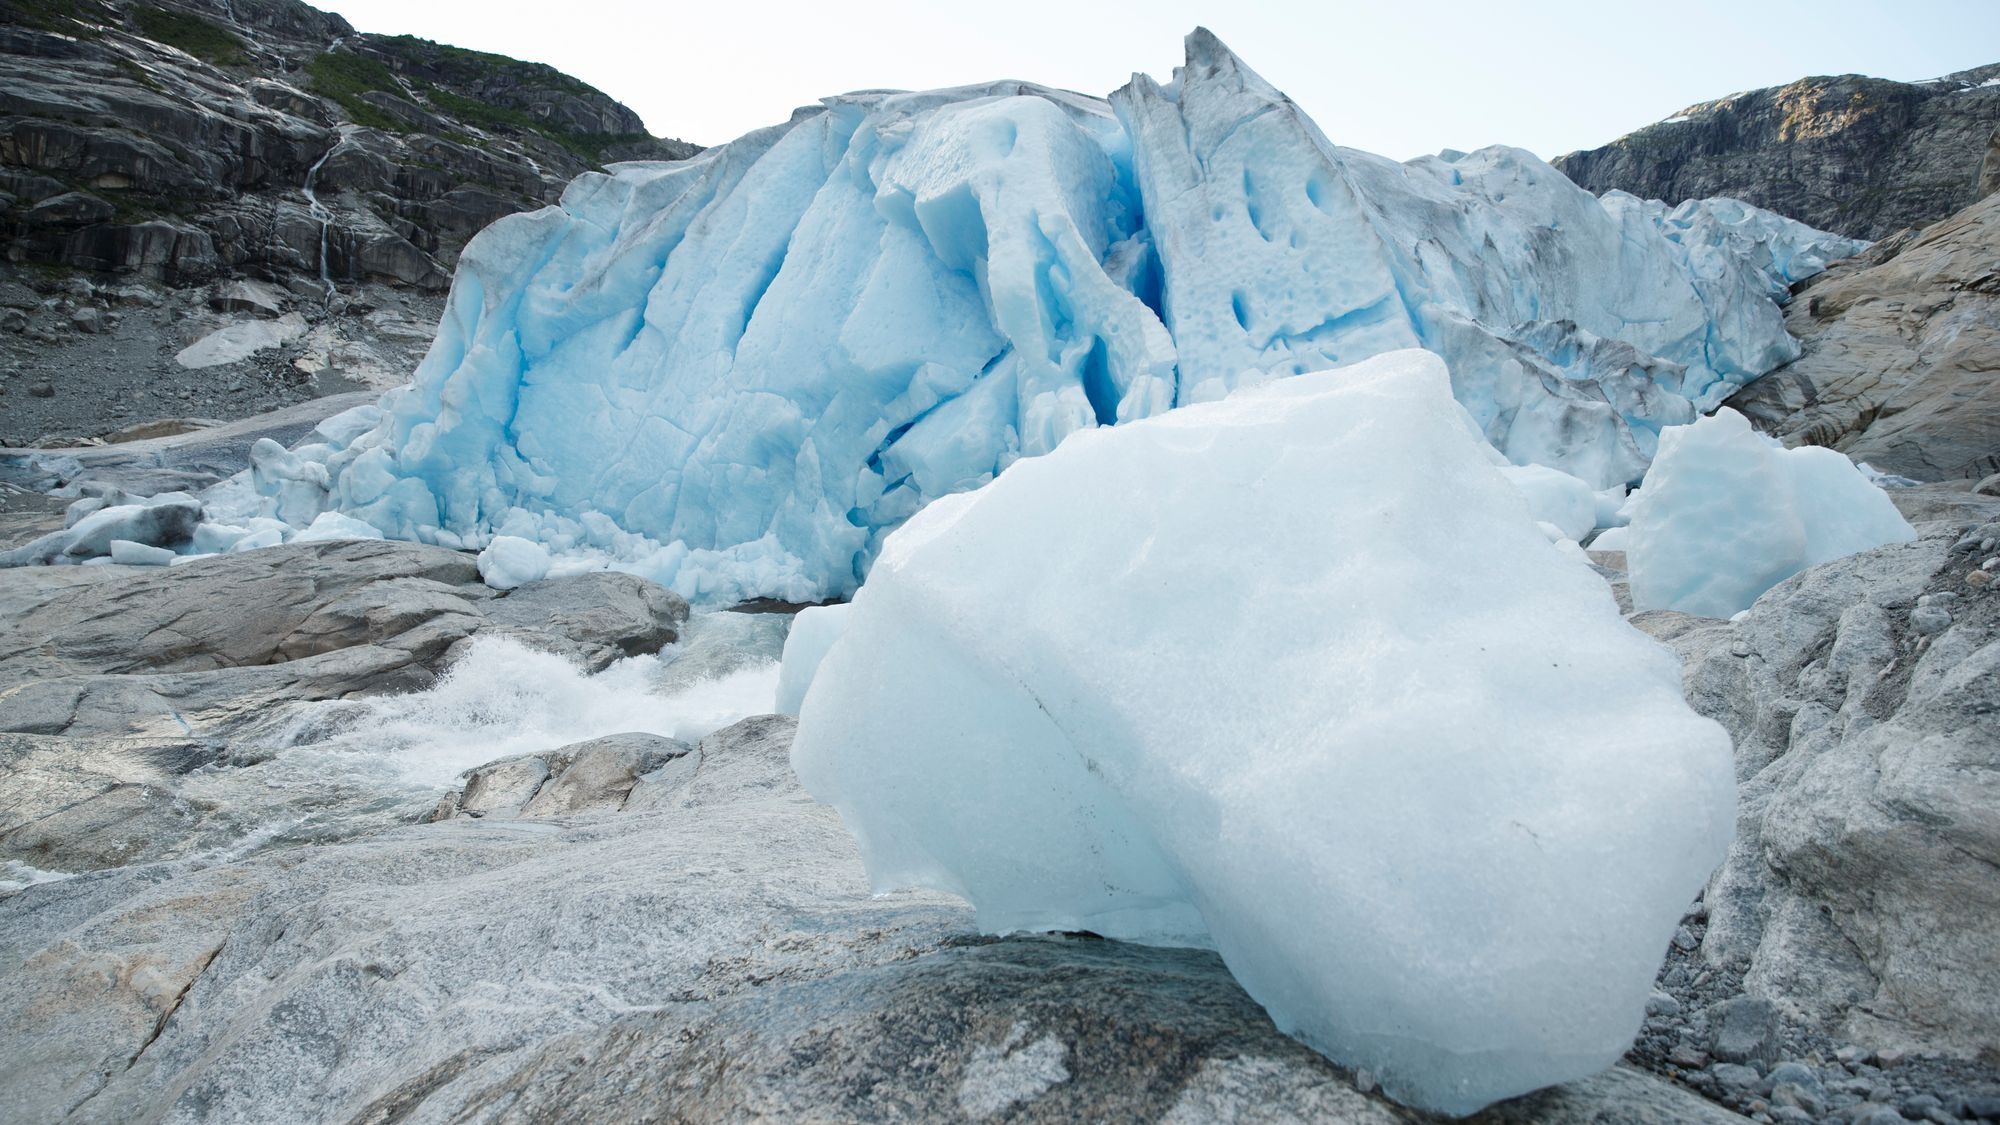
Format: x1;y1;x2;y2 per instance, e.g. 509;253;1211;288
221;30;1861;603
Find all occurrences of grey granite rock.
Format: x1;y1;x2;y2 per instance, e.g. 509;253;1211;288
432;732;694;820
0;715;1747;1124
1654;526;2000;1057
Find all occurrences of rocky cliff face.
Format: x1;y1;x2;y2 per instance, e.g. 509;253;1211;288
1554;65;2000;240
0;0;695;445
1725;190;2000;483
1;0;695;286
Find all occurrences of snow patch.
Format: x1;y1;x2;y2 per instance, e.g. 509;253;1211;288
175;313;308;369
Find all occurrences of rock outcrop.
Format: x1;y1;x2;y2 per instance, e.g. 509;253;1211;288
0;537;688;872
1;0;695;287
429;731;696;820
1639;506;2000;1058
0;0;696;446
1554;65;2000;240
1724;190;2000;483
0;713;1743;1123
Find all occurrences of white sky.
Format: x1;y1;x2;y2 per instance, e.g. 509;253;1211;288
322;0;2000;160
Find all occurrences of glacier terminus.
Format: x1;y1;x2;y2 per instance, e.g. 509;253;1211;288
196;29;1863;604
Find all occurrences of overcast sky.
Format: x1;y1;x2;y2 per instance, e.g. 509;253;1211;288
323;0;2000;161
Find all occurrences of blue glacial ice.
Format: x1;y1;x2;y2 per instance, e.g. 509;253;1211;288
197;30;1861;604
1625;408;1916;617
790;351;1738;1113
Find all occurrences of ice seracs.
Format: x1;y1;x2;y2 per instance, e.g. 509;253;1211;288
165;30;1859;603
790;351;1737;1114
1625;409;1917;617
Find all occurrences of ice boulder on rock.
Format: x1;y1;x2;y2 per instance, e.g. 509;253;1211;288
1625;408;1917;617
791;350;1736;1114
478;535;553;590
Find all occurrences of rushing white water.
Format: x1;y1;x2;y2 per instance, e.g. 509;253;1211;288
0;861;74;898
105;613;789;864
301;140;339;303
263;633;781;790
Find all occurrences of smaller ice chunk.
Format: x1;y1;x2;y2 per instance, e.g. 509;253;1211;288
191;522;251;553
230;528;286;553
1593;485;1630;528
293;511;387;544
775;603;852;716
108;539;176;566
1625;409;1916;617
1588;525;1631;552
310;404;384;448
478;535;553;590
61;499;202;560
1500;464;1598;542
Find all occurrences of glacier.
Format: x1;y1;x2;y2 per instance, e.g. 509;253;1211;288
790;352;1738;1114
197;29;1860;604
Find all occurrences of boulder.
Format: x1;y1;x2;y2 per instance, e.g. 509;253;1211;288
431;732;694;820
1657;525;2000;1056
0;538;688;737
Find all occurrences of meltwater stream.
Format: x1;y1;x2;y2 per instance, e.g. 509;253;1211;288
301;137;341;303
151;611;788;866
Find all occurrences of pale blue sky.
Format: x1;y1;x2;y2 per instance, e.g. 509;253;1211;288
324;0;2000;160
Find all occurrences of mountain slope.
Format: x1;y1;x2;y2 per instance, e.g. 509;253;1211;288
0;0;696;445
1;0;696;286
1554;65;2000;240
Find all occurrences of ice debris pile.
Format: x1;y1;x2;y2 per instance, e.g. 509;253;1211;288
789;352;1738;1114
1623;408;1917;617
154;30;1856;603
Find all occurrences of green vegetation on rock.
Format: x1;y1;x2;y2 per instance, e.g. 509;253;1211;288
305;40;665;165
370;34;593;97
304;50;407;132
1;0;109;37
131;5;247;66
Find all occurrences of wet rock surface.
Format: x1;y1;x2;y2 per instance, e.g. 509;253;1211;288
0;538;689;874
430;731;696;820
